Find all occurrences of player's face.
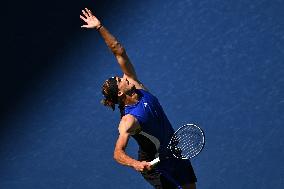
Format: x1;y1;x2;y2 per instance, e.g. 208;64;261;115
115;77;135;95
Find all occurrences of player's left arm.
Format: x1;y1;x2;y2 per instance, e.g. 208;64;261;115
95;21;145;90
80;8;137;79
80;8;148;91
113;115;151;172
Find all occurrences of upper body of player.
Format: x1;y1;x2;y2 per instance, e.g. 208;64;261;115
80;8;197;189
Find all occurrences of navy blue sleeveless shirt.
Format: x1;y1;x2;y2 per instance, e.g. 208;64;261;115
124;89;175;161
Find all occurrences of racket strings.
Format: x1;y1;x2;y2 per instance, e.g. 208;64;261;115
169;124;205;159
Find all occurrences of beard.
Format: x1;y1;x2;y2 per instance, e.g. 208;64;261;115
125;85;136;96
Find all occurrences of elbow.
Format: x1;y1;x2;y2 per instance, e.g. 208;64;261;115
113;148;125;163
113;153;118;162
111;42;126;55
117;47;126;55
113;150;120;162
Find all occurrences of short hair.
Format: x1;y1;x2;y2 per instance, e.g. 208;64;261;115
101;77;119;110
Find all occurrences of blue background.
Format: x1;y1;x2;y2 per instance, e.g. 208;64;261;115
1;0;283;188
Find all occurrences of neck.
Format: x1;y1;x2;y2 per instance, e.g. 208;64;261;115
124;91;139;106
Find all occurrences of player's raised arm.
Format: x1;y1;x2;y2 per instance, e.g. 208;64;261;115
80;8;138;81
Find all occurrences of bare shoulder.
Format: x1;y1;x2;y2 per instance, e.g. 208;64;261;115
123;74;149;91
118;114;141;135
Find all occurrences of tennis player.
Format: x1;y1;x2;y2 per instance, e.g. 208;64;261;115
80;8;197;189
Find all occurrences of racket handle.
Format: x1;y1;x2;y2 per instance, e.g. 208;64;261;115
149;157;160;166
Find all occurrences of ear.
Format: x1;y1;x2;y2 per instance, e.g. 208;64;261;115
118;91;123;97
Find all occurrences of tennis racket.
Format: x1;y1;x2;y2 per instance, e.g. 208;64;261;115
150;123;205;166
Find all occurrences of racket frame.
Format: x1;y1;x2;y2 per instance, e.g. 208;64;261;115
149;123;205;166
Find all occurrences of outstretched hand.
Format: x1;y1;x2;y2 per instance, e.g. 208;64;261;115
80;8;101;29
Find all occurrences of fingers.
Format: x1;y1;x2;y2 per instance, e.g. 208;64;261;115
85;8;93;16
80;8;95;28
141;161;152;171
134;161;148;172
82;9;89;18
79;15;87;22
82;8;93;18
145;164;152;171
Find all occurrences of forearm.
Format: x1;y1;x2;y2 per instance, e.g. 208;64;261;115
80;8;137;77
97;25;125;55
114;149;139;168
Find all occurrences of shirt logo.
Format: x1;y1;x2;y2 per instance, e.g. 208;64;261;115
144;103;148;107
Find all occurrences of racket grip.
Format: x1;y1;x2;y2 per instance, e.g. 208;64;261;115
149;157;160;166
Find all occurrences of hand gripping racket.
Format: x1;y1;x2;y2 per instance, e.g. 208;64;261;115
150;123;205;166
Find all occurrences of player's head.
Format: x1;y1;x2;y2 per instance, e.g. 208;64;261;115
101;76;136;110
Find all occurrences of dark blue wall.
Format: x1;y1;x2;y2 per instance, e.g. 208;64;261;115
1;0;283;188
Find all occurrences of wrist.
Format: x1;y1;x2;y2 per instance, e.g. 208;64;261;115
130;159;140;168
96;24;103;30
